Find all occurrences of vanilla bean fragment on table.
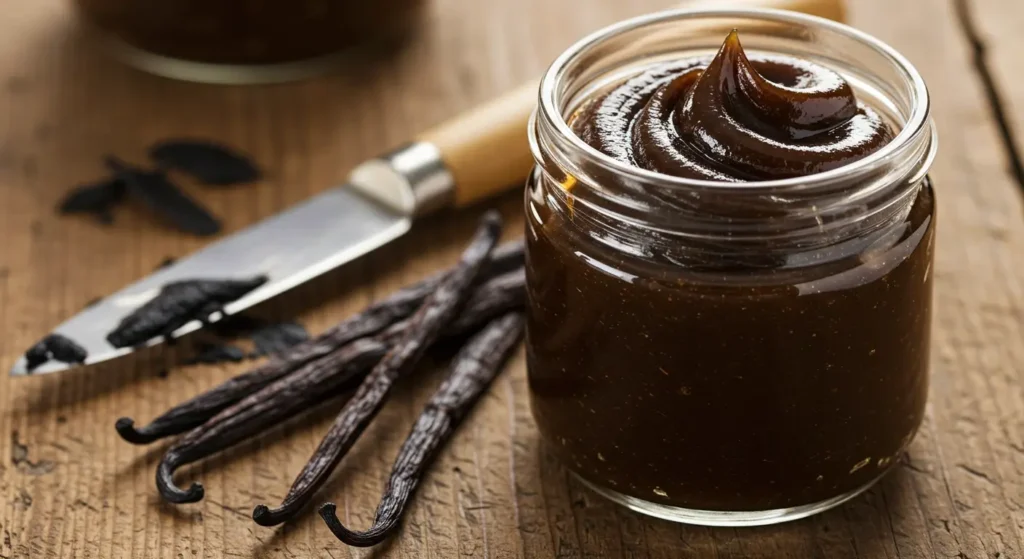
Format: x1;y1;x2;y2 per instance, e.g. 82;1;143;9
116;265;524;446
206;314;310;352
24;334;88;372
57;177;126;224
321;312;525;546
186;343;246;365
186;319;310;365
248;321;310;357
149;139;261;186
106;276;267;349
106;157;222;236
250;211;503;525
55;138;257;233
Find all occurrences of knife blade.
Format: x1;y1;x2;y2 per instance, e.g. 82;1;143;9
10;79;539;376
11;186;412;375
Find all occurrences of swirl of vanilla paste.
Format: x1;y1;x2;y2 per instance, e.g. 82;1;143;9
570;31;894;182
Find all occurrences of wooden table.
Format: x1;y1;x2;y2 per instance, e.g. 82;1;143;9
1;0;1022;557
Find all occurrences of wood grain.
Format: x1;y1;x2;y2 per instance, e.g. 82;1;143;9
0;0;1022;557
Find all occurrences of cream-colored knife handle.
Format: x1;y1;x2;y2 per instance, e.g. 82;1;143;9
355;0;846;214
416;81;541;208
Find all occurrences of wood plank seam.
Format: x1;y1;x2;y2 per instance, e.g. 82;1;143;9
953;0;1024;199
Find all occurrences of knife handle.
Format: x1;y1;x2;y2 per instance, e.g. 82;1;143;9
415;80;539;209
360;0;846;215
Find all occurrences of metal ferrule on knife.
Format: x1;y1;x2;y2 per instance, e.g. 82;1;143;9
347;142;456;217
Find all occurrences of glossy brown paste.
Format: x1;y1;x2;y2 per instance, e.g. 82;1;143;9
572;31;893;181
526;32;935;511
75;0;423;65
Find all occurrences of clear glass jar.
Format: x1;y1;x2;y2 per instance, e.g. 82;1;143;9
525;9;937;526
74;0;425;84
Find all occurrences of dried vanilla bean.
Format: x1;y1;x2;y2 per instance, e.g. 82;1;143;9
320;313;524;546
150;268;523;503
251;212;502;525
116;244;522;445
446;268;524;335
254;238;523;373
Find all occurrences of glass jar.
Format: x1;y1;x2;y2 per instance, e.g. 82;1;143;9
525;9;937;526
74;0;425;84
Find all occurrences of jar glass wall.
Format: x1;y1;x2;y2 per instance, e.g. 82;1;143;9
525;9;937;527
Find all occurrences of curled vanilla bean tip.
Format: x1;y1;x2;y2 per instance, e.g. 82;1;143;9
251;504;282;526
320;314;524;546
319;503;393;547
156;460;205;503
115;417;157;445
250;500;295;527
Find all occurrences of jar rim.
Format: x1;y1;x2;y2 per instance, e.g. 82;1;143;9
537;7;932;193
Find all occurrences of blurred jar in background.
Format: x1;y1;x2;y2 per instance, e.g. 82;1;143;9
75;0;426;83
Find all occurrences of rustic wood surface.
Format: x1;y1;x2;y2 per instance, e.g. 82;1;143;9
0;0;1022;557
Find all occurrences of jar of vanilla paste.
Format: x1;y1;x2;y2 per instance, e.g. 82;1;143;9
525;9;936;526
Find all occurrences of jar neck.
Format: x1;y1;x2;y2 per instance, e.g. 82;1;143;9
533;113;935;249
529;8;936;253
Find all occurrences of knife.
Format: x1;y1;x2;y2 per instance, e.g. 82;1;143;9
10;0;844;376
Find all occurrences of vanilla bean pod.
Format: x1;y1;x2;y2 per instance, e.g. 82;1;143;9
153;266;524;503
156;338;386;503
377;268;525;342
277;238;521;370
320;312;524;546
251;212;503;526
116;240;523;445
446;268;524;335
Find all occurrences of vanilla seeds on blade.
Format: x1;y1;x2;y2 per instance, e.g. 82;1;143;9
24;333;88;372
106;276;268;348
